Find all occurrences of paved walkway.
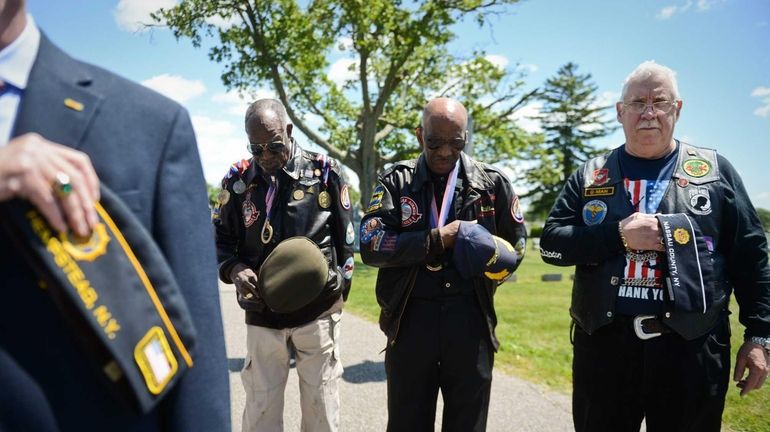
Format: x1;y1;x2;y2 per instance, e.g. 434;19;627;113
220;283;574;431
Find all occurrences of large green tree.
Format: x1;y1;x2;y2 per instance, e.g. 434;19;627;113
156;0;537;208
522;62;617;217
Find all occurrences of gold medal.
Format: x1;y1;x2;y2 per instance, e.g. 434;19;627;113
217;189;230;205
260;220;274;244
293;189;305;200
318;190;331;208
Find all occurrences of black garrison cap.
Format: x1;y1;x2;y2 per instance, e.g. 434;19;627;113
0;186;197;413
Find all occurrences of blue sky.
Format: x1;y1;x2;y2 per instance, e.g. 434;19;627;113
30;0;770;209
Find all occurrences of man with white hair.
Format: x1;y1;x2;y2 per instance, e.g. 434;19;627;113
540;61;770;431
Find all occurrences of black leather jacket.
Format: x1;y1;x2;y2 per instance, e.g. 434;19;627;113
360;153;527;350
541;142;770;339
213;143;354;329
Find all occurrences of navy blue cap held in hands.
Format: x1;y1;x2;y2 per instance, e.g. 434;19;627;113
452;221;519;282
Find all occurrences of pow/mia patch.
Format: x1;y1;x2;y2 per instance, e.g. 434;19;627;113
591;168;610;186
582;200;607;226
360;217;383;243
682;159;711;178
60;223;110;262
511;196;524;223
584;187;615;197
365;185;385;213
340;185;351;210
342;256;354;280
674;228;690;245
688;186;712;215
134;326;178;395
242;198;259;228
400;197;422;227
345;221;355;244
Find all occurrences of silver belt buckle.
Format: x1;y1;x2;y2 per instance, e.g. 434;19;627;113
633;315;661;340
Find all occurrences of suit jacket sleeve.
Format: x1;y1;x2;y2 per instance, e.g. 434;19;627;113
152;107;231;431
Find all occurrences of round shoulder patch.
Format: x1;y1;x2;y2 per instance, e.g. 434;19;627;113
340;185;351;210
582;200;608;226
511;196;524;223
682;158;711;178
400;196;423;227
242;197;259;228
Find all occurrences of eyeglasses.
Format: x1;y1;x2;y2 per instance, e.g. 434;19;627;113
622;100;678;114
247;140;286;155
423;131;467;151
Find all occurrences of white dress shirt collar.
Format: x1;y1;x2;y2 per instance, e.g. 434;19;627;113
0;14;41;90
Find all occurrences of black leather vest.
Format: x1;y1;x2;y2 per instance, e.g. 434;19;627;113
572;142;729;339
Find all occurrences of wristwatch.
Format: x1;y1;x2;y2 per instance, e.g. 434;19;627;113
746;336;770;353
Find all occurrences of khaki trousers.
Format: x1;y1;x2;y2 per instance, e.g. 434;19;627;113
241;312;343;432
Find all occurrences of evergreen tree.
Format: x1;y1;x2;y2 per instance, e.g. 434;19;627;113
523;62;617;217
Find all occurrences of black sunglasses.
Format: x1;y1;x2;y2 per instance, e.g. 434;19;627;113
247;140;286;155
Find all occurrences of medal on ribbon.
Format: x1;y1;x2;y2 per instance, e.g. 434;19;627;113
316;154;332;209
426;161;460;271
261;177;276;244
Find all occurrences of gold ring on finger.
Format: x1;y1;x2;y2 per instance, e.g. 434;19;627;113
52;172;73;198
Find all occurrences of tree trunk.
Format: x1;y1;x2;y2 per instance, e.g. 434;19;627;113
357;115;379;212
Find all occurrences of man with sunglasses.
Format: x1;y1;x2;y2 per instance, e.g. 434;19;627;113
360;97;527;431
541;61;770;431
213;99;354;432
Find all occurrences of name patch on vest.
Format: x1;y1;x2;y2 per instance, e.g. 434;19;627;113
583;186;615;197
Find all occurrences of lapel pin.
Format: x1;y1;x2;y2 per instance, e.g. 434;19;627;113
64;98;84;112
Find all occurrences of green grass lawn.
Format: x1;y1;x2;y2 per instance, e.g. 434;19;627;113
347;251;770;432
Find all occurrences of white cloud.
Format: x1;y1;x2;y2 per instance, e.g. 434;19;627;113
754;104;770;118
205;13;241;29
484;54;509;70
328;58;359;87
141;74;206;104
656;0;723;19
113;0;176;32
211;89;277;117
657;5;679;20
516;63;539;74
751;86;770;98
191;115;248;184
696;0;724;11
509;102;543;134
751;86;770;118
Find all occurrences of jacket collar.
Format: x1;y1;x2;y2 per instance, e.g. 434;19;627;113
281;138;303;180
410;151;494;193
248;138;303;183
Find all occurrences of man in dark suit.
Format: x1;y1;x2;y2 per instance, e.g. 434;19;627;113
0;1;231;431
